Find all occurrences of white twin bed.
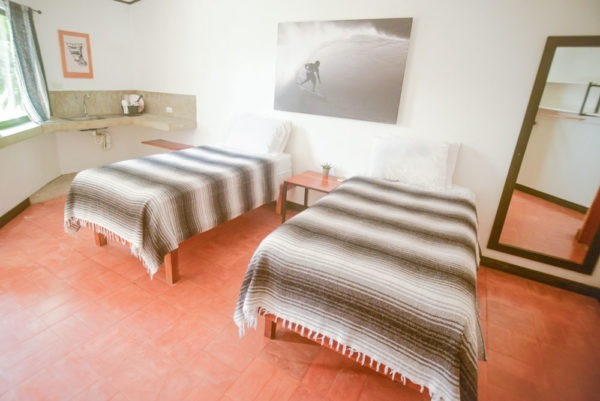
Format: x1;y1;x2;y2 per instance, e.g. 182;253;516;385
64;115;293;284
235;135;484;401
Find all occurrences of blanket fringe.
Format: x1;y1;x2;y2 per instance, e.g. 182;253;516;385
240;309;444;401
64;217;157;278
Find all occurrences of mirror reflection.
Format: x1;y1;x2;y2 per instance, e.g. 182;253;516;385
489;36;600;274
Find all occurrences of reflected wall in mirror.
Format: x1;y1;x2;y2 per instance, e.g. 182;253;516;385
489;36;600;275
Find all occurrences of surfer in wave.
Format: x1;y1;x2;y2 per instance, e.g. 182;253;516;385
298;60;321;92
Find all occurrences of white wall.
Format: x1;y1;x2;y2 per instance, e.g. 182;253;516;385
128;0;600;287
54;126;196;173
518;114;600;207
25;0;134;91
3;0;600;288
520;47;600;206
0;133;60;215
542;48;600;112
0;0;141;216
548;47;600;83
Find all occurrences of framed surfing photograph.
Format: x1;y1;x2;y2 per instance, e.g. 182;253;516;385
273;18;413;124
58;30;94;79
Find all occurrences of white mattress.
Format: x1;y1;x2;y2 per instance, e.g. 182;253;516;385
263;152;293;201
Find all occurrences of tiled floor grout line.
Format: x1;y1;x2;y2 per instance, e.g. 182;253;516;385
1;196;599;401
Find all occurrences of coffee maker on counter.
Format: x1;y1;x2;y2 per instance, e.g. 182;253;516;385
121;94;144;116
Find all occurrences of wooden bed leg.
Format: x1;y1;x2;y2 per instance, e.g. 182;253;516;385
264;315;277;339
94;232;107;247
164;249;180;285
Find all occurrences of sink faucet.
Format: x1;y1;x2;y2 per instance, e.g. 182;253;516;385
83;93;91;117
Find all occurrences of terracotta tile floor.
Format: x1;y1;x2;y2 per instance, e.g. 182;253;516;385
500;189;588;263
1;196;599;401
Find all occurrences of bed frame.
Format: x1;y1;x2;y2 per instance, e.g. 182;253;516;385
262;313;426;395
91;179;286;286
93;232;180;285
77;139;186;285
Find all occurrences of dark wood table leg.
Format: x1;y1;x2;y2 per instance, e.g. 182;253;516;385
281;182;288;223
275;184;284;215
304;188;309;207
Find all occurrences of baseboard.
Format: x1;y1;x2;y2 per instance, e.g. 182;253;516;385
0;198;30;229
514;183;588;214
481;256;600;300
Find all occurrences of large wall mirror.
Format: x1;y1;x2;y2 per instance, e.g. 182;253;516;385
489;36;600;275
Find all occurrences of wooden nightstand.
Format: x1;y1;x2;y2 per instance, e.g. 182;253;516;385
281;170;343;223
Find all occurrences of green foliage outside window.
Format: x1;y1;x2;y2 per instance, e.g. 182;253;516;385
0;9;29;129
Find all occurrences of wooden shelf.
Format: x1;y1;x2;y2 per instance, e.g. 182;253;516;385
141;139;193;151
546;81;591;86
538;107;587;120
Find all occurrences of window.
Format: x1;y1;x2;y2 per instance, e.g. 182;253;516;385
0;7;28;129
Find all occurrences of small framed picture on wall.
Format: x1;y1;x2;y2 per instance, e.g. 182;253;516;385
58;30;93;78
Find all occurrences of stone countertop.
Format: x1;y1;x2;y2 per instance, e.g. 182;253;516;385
46;113;196;132
1;114;196;149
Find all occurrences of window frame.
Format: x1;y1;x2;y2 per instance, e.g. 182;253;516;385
0;5;30;129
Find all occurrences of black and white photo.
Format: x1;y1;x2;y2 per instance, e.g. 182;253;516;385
274;18;412;124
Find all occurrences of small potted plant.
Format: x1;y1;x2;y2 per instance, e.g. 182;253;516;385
321;162;332;180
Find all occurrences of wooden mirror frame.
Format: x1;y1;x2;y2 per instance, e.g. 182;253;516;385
488;36;600;275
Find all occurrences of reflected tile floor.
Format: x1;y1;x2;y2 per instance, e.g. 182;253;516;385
499;189;587;264
1;196;599;401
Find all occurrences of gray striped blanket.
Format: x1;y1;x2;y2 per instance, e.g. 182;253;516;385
234;176;483;401
65;146;275;276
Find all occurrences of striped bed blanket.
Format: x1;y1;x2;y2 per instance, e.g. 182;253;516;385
65;146;276;276
234;176;483;401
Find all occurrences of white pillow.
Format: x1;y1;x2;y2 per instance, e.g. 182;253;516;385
225;115;291;154
368;136;458;191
